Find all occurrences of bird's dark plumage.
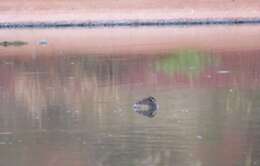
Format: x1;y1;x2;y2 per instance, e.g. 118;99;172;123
133;96;159;118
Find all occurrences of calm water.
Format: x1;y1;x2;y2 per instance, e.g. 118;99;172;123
0;27;260;166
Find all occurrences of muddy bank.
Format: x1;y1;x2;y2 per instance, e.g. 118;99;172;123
1;0;260;23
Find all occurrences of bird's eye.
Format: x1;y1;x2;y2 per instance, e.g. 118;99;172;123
149;97;156;102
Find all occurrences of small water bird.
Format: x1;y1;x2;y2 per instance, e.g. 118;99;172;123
133;96;159;118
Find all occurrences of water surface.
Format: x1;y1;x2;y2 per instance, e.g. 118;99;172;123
0;27;260;166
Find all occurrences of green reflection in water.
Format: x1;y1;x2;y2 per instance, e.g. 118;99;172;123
156;49;217;76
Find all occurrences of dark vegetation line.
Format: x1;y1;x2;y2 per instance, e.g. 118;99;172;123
0;18;260;29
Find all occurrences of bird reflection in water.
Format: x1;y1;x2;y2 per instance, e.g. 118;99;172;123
133;97;159;118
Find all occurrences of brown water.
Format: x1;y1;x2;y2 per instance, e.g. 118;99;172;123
0;27;260;166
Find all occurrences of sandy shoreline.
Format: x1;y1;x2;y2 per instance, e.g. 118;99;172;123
0;0;260;23
0;1;259;58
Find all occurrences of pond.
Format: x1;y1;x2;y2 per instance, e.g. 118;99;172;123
0;26;260;166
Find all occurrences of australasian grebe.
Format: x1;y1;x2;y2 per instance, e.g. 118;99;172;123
133;96;159;118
